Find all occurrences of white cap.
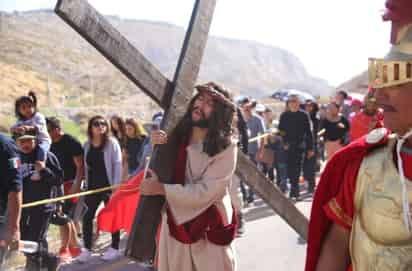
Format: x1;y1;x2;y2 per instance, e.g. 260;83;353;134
255;103;266;113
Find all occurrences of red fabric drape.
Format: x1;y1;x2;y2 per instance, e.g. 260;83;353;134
305;130;390;271
167;143;237;246
97;171;144;234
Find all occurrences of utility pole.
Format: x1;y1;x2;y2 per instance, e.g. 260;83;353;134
46;63;52;108
88;74;94;107
0;13;3;34
0;12;6;34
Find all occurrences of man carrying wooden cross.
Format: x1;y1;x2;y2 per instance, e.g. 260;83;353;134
139;82;238;271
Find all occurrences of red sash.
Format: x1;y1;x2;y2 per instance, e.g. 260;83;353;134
167;143;237;246
167;204;237;246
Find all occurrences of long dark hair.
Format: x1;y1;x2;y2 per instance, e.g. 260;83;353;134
169;82;235;157
125;118;147;139
15;91;38;120
110;115;127;146
87;115;109;148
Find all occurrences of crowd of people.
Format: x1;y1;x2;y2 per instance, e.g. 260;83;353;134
2;1;412;271
0;81;386;270
0;90;153;270
235;89;383;203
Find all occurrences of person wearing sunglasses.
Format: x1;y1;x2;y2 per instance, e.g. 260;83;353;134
77;116;123;263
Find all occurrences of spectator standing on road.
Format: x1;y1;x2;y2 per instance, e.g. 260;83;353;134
239;97;265;204
261;107;276;182
13;129;63;271
348;98;363;122
278;94;314;201
349;94;384;142
47;117;83;261
77;116;123;263
266;132;288;193
335;90;352;119
303;100;320;193
110;115;128;181
124;118;146;177
320;102;350;159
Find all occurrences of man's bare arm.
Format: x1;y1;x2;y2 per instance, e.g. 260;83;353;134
316;223;351;271
70;155;84;194
7;191;22;243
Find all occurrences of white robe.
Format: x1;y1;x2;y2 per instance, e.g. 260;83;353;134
158;142;238;271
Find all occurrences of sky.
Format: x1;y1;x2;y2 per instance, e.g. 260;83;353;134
0;0;391;86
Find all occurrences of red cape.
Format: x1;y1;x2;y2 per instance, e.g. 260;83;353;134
97;171;144;234
304;129;390;271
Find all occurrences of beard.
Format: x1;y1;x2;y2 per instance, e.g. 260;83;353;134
190;107;211;128
190;118;210;128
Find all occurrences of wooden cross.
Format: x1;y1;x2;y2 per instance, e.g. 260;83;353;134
55;0;309;263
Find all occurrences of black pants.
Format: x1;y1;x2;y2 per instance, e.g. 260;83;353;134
245;154;260;203
286;146;304;198
303;155;316;192
261;163;275;182
239;180;248;204
21;208;53;268
0;211;7;268
83;192;120;250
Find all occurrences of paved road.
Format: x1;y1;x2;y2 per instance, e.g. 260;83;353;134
236;198;312;271
9;196;313;271
57;197;312;271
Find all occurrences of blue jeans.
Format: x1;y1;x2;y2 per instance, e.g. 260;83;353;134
36;141;50;162
276;163;288;192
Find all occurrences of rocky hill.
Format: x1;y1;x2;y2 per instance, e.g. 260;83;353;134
0;9;332;101
337;71;368;94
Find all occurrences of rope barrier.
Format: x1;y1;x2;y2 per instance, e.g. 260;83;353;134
22;157;152;209
22;185;120;209
247;132;271;143
19;129;286;209
247;128;281;143
20;132;282;209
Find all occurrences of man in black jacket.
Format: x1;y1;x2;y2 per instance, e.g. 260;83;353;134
303;100;320;194
278;95;314;200
14;130;63;271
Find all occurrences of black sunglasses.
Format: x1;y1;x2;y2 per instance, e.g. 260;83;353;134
92;120;107;127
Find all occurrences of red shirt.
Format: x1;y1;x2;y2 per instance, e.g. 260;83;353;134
349;110;384;142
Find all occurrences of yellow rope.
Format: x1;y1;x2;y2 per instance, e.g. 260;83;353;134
21;183;141;209
22;157;152;209
248;129;281;143
248;133;271;143
22;185;117;208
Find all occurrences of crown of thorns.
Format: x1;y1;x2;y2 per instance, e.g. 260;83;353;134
195;84;236;111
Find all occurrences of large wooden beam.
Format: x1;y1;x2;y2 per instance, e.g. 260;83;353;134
236;153;308;240
126;0;217;261
55;0;172;107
